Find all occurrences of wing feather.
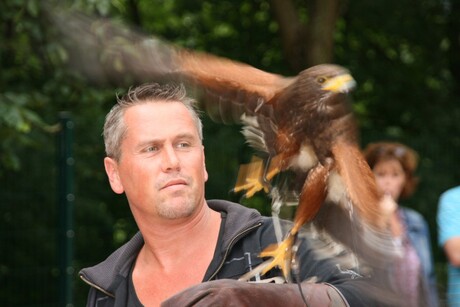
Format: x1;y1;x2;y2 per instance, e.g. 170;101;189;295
331;142;382;229
47;7;294;125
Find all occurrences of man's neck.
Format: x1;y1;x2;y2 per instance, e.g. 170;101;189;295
136;201;221;269
132;202;222;305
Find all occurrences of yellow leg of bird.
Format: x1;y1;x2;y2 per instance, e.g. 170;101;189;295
233;155;280;197
264;153;283;181
265;166;280;182
234;178;269;197
259;231;296;281
258;162;330;280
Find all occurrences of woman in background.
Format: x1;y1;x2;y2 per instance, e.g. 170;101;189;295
363;141;439;307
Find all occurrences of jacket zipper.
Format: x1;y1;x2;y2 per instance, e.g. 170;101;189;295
80;274;115;298
207;222;263;281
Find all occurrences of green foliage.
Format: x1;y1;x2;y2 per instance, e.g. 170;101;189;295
0;93;46;170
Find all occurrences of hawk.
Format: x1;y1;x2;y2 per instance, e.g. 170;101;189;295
48;8;396;281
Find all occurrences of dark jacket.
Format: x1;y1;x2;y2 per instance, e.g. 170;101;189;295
79;200;390;306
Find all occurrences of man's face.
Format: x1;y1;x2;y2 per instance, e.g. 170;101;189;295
104;101;208;220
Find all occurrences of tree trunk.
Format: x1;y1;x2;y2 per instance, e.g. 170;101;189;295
270;0;341;72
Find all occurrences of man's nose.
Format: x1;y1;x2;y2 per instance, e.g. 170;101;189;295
161;145;180;172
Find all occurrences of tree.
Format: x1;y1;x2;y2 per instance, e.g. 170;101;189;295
271;0;343;70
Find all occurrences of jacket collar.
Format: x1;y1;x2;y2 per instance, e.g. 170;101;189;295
79;200;264;296
79;231;143;297
207;199;263;251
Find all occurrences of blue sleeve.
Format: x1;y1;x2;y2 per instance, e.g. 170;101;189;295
437;187;460;246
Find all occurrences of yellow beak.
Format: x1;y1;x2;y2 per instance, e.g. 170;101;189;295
322;74;356;93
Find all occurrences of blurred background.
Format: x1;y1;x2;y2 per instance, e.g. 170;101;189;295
1;0;459;305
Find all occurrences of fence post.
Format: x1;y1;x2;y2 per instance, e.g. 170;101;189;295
58;112;74;307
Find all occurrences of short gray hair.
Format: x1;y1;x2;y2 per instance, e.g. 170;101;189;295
103;82;203;161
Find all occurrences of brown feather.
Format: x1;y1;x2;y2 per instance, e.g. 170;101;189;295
292;161;331;233
331;142;383;229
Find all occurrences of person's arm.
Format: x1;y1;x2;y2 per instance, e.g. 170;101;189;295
161;279;348;307
438;188;460;267
162;235;397;306
444;237;460;267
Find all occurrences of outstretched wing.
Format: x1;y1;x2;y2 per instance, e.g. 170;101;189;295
47;8;290;117
175;50;294;123
47;7;295;154
173;50;289;156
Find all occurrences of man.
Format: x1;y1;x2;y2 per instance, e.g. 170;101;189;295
80;82;394;306
438;186;460;306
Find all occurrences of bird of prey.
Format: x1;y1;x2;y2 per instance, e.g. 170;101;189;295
48;9;396;281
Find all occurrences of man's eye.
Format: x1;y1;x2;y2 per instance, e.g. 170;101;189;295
177;142;190;148
146;146;158;152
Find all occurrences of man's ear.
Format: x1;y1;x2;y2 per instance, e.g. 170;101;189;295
202;145;208;182
104;157;124;194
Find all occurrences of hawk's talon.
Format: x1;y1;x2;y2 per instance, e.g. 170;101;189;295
233;157;280;198
234;178;270;197
233;156;272;198
259;232;296;281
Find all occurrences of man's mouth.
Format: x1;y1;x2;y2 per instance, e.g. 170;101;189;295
162;179;187;190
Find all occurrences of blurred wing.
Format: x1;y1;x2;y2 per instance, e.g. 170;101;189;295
47;7;295;152
46;8;294;117
310;142;398;269
175;50;294;124
331;142;382;228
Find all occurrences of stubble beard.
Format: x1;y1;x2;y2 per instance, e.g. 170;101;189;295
156;192;198;219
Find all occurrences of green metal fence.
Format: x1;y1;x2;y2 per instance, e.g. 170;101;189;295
0;113;74;306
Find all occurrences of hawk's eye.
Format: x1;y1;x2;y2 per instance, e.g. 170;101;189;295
317;77;326;84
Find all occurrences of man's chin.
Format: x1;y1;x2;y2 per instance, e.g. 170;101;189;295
158;200;197;220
